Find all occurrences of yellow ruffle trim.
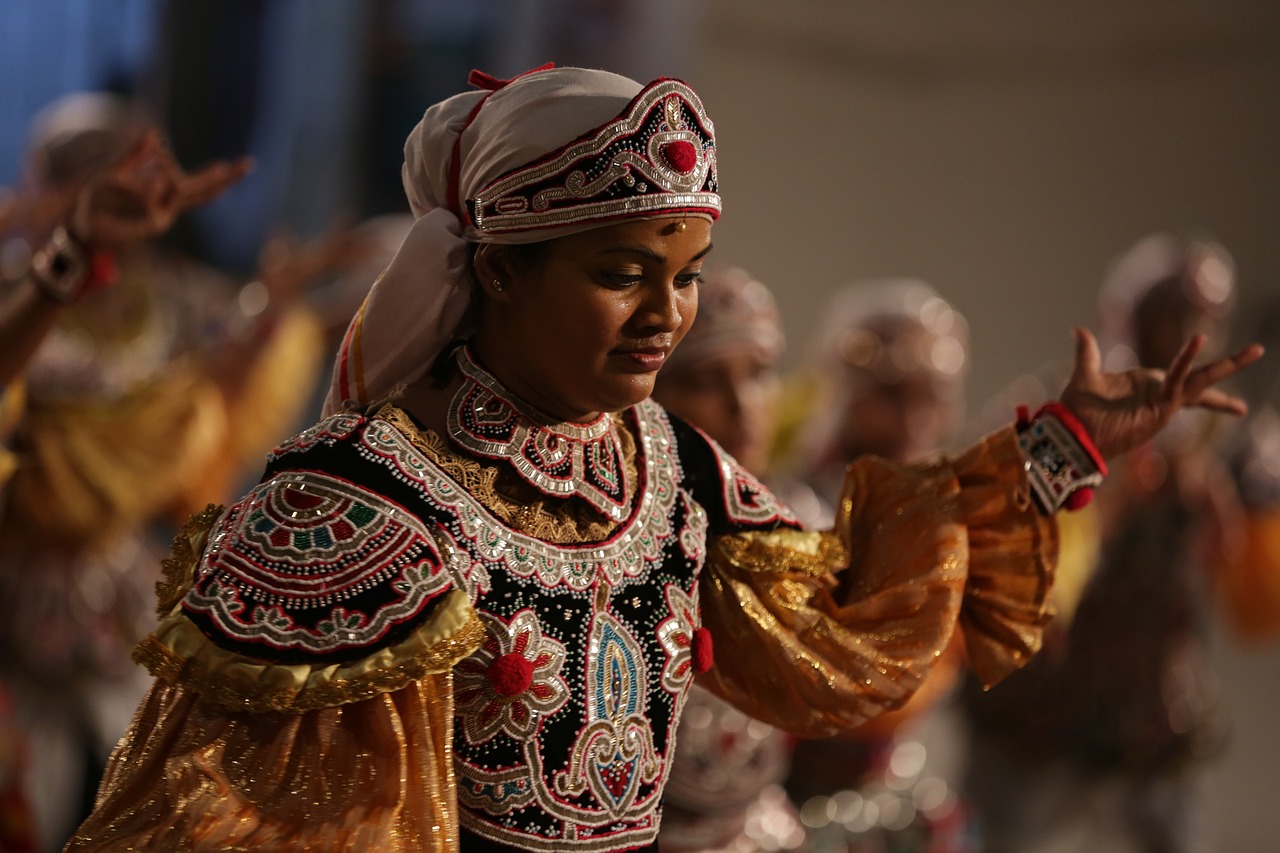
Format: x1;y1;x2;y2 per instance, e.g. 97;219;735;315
133;588;484;715
155;502;225;618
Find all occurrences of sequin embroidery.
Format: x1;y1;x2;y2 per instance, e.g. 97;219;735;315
182;471;452;657
447;347;634;521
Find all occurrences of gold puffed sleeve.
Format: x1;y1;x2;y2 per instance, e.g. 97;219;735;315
697;426;1058;738
64;677;463;853
66;506;483;853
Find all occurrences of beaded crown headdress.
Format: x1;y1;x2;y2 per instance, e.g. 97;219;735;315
465;78;719;235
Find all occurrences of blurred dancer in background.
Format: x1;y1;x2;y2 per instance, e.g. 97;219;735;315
0;91;339;851
780;279;975;853
652;267;807;853
959;233;1280;853
0;102;250;853
783;279;968;525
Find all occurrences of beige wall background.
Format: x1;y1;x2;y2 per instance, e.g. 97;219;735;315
693;1;1280;404
689;2;1280;848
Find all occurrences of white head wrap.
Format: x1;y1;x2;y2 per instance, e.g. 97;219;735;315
25;91;150;187
325;66;717;414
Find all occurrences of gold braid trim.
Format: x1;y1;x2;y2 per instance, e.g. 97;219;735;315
376;403;635;545
155;502;225;618
713;529;847;579
132;588;484;715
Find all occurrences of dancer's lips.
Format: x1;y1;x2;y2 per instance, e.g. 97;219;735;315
613;344;669;371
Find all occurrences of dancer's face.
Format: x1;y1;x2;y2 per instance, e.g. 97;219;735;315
474;217;711;422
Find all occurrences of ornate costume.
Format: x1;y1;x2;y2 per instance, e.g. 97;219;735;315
69;346;1056;852
67;68;1072;853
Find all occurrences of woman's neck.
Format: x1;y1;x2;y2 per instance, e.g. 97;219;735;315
467;336;600;424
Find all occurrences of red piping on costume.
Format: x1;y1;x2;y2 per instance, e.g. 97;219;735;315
336;299;368;407
446;63;556;222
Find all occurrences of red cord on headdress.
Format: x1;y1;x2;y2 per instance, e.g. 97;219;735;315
468;62;555;92
447;63;557;222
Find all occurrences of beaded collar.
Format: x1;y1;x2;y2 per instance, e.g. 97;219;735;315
446;347;634;521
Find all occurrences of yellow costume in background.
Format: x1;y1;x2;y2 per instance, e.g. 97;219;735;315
0;382;23;490
0;249;322;850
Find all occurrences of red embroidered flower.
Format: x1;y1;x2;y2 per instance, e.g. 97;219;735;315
487;652;534;696
456;610;569;743
658;585;708;691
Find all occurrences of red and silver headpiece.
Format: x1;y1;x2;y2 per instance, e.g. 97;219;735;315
466;79;719;235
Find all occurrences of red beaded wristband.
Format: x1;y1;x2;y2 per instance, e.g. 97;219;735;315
1016;403;1107;513
1034;402;1107;476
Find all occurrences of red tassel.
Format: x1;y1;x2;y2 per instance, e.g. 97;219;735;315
1064;487;1094;511
450;63;556;220
691;627;714;674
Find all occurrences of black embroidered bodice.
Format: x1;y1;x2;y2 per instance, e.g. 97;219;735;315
180;387;798;851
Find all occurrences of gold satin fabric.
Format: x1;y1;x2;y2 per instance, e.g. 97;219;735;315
698;427;1058;737
65;503;482;852
64;676;462;853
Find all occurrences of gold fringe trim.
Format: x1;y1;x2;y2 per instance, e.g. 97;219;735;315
714;528;847;579
155;502;226;618
133;588;484;715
